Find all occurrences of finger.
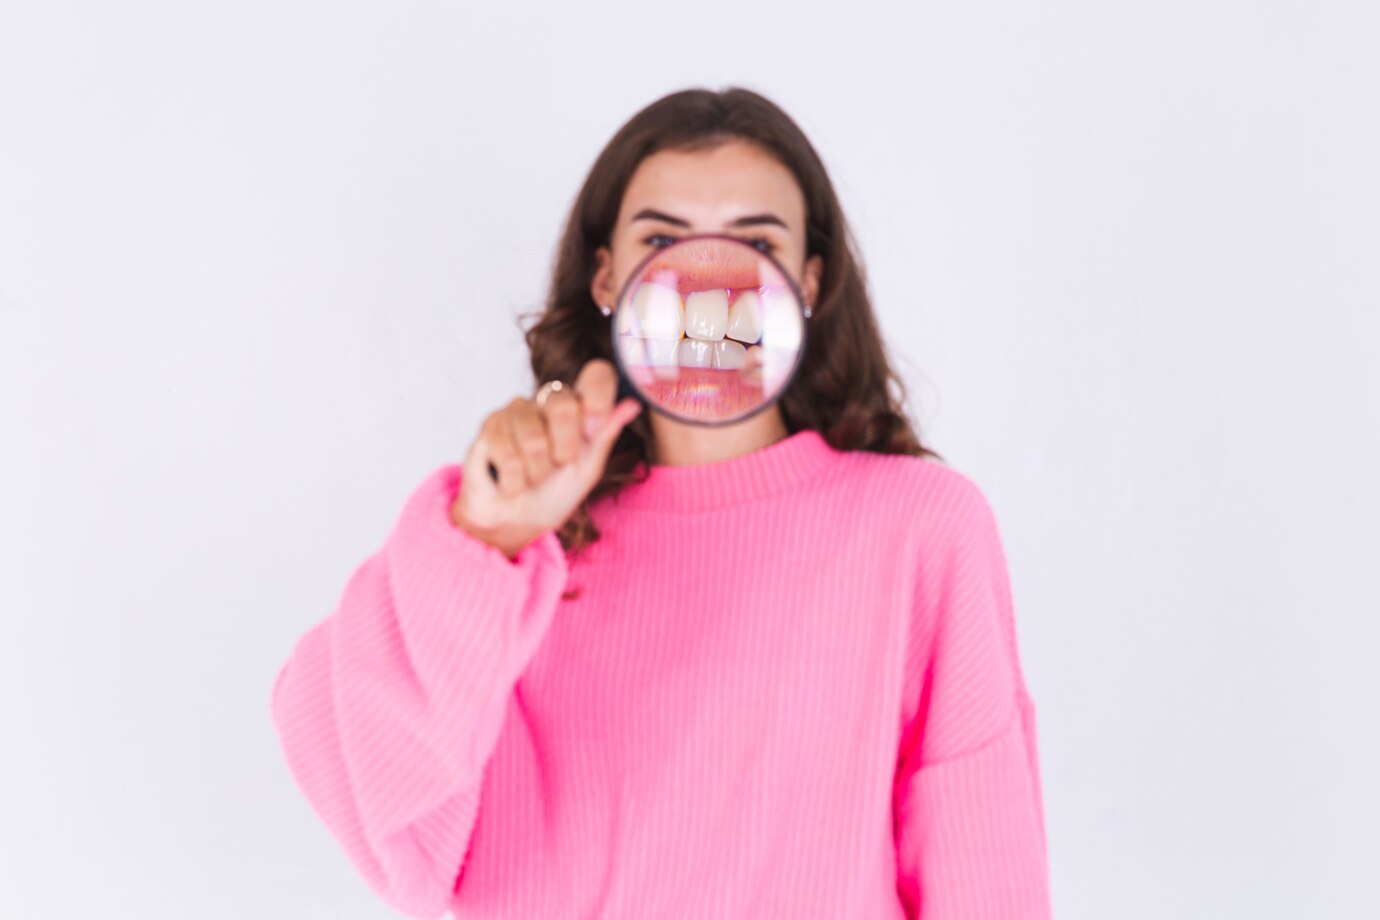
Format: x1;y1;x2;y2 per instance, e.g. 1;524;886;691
465;414;503;494
573;358;618;440
486;402;530;497
540;385;582;466
508;399;554;486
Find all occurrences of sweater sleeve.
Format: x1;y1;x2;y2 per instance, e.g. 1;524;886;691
893;474;1052;919
269;464;570;919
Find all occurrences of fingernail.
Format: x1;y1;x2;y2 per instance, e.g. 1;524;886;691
584;416;601;439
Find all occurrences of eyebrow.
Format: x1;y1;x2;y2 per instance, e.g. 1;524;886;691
630;208;790;230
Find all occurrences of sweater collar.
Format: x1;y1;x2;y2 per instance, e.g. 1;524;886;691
605;428;838;513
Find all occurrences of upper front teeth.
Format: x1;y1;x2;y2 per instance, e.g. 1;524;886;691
685;290;729;340
632;281;684;338
760;288;802;351
726;291;763;345
685;288;764;345
622;285;774;376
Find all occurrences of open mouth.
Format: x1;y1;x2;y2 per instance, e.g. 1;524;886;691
612;238;805;422
617;330;800;422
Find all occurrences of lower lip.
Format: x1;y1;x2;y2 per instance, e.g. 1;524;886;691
630;367;774;422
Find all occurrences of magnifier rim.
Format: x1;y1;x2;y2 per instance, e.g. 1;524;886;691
608;232;810;429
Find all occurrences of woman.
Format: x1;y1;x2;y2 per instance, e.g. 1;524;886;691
271;87;1052;919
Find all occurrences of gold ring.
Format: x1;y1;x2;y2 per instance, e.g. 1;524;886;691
534;379;565;408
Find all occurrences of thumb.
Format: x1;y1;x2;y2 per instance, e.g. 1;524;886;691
583;397;642;469
572;358;619;439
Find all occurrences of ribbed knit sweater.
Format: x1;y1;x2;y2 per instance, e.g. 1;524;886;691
270;428;1052;919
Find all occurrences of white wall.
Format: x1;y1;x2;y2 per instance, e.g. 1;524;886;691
2;2;1375;917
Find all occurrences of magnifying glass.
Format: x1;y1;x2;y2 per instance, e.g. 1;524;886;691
610;233;810;427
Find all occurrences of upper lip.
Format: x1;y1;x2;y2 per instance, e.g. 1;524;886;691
624;235;798;302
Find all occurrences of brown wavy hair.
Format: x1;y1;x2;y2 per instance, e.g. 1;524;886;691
517;86;943;557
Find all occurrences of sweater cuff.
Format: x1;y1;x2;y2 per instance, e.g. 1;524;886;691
400;463;571;616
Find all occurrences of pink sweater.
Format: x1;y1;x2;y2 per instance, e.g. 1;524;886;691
270;428;1051;918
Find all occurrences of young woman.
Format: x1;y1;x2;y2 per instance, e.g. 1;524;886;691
271;87;1052;919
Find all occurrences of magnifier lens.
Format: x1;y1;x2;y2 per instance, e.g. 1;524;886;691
611;235;807;426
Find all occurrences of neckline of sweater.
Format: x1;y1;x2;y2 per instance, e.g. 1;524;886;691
604;427;839;513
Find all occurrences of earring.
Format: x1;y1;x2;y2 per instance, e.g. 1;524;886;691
598;303;612;316
803;304;813;319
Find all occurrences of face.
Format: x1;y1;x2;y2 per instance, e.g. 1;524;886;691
590;139;824;315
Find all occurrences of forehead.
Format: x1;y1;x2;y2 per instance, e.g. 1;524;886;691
617;140;806;227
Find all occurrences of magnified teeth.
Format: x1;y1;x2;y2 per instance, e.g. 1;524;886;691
619;333;681;380
617;333;645;364
684;289;729;340
760;288;802;351
727;290;763;344
632;282;684;338
679;339;714;368
742;345;764;386
678;339;747;370
714;340;747;370
643;337;681;380
762;345;796;390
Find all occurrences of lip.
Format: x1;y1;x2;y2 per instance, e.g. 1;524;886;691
633;367;768;422
616;234;803;305
640;240;776;293
619;347;799;424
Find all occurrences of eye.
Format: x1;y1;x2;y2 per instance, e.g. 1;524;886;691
745;237;776;255
643;233;677;250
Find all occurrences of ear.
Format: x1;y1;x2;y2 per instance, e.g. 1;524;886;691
590;245;615;311
800;254;824;309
